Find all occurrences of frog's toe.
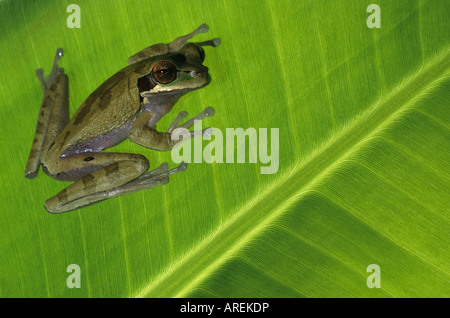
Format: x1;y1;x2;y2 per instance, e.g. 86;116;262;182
168;111;189;133
203;127;214;138
36;48;65;94
133;162;186;187
153;161;186;176
141;162;169;178
177;107;215;129
195;38;221;48
169;24;212;51
35;68;44;78
203;106;215;117
197;23;209;33
48;48;65;82
35;68;47;93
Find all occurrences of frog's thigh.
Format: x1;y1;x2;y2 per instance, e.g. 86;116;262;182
44;153;149;213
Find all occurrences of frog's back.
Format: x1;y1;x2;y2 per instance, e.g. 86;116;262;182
53;63;146;157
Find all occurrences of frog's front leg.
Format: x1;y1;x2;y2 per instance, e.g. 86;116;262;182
128;23;220;64
43;152;184;213
129;107;214;151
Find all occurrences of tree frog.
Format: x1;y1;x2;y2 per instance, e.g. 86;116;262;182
24;24;220;214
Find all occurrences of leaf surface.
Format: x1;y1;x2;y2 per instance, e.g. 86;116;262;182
0;0;448;297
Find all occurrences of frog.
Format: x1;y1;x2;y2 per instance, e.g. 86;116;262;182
24;24;220;214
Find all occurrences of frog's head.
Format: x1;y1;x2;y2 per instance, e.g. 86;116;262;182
138;24;220;100
148;43;214;94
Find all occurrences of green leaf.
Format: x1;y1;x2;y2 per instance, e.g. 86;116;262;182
0;0;449;298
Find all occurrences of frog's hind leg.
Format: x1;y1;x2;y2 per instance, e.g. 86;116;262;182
44;153;186;213
25;48;69;179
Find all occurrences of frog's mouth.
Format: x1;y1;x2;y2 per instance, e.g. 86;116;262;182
138;70;211;98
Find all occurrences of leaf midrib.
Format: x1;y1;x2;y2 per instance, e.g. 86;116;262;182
135;48;450;298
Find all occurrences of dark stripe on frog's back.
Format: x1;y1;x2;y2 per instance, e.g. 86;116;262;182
71;54;151;126
72;69;129;126
70;58;152;127
72;56;154;122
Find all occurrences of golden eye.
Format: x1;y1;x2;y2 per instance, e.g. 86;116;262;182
152;60;177;84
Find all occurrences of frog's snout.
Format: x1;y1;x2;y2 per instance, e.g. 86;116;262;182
191;70;211;83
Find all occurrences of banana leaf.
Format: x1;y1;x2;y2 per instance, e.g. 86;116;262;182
0;0;448;297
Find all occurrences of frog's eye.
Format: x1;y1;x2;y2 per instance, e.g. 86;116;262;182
152;60;178;84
